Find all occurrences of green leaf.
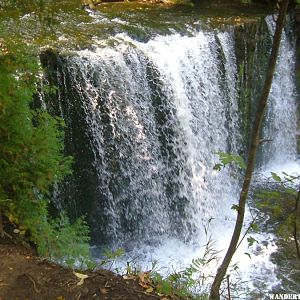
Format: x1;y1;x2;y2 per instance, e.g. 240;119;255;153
244;252;251;259
271;172;282;182
213;163;222;171
86;260;97;270
231;204;239;211
247;236;258;247
250;223;259;232
158;280;173;295
103;248;125;260
215;152;246;170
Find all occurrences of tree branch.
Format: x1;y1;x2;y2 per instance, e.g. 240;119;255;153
293;185;300;260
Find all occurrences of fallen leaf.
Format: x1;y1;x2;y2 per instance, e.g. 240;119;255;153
139;272;145;281
77;280;84;286
74;272;88;279
74;272;88;286
139;271;152;283
145;287;154;293
100;287;108;294
122;275;135;280
139;283;150;289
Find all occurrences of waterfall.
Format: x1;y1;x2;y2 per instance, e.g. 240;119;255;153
49;29;242;249
44;16;299;281
260;16;299;174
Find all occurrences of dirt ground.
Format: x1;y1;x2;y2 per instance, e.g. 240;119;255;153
0;232;174;300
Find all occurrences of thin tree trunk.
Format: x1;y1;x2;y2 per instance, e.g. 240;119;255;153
209;1;289;299
294;186;300;260
0;210;4;238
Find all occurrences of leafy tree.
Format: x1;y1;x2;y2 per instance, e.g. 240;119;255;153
0;42;90;264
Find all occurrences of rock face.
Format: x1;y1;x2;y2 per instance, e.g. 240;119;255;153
40;49;106;243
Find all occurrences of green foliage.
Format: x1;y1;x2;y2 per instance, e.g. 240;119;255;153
0;42;90;266
38;213;90;263
255;172;300;241
122;228;249;299
271;171;282;182
250;222;259;232
99;248;125;271
214;152;246;171
246;236;258;247
146;236;220;299
103;247;125;260
231;204;240;211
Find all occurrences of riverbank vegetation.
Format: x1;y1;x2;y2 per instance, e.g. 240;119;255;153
0;42;91;265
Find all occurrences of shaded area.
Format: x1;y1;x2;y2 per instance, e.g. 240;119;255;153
0;231;162;300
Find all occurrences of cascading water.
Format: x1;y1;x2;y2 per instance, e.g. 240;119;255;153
42;13;299;295
260;16;299;173
52;29;241;249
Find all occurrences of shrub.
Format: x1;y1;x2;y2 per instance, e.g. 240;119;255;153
0;42;90;265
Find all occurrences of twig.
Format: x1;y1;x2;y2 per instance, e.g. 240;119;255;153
293;185;300;260
0;211;4;238
226;275;231;300
61;279;78;287
26;274;40;293
76;292;82;300
3;231;14;241
235;213;259;251
269;175;300;185
258;139;272;144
